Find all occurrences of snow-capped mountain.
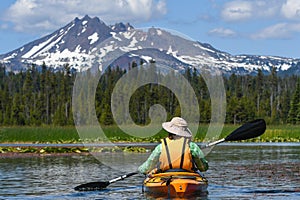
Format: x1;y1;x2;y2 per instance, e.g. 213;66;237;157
0;15;133;71
0;15;299;75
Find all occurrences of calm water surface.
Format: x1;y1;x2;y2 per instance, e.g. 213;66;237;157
0;143;299;199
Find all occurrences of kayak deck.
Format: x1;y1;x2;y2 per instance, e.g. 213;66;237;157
143;171;208;198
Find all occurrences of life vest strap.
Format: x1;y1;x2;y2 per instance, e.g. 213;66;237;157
163;138;173;169
179;137;187;169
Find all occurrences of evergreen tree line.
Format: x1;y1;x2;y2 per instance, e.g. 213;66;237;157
0;62;300;126
0;63;74;126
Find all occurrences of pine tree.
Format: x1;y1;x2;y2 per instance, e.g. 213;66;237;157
287;79;300;124
11;93;25;125
254;69;263;117
23;67;34;125
269;67;278;123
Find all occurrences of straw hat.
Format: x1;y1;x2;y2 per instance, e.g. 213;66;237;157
162;117;192;138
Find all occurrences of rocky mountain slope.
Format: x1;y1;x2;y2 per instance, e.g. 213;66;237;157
1;15;299;75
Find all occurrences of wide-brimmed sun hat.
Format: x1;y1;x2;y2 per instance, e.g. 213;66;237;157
162;117;192;138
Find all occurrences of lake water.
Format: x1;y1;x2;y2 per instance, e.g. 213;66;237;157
0;143;299;199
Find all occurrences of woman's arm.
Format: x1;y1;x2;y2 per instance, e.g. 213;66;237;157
190;142;209;172
138;144;161;174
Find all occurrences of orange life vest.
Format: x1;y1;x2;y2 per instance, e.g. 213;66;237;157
158;137;194;172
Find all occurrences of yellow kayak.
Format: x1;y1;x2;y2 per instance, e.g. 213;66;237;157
143;171;208;198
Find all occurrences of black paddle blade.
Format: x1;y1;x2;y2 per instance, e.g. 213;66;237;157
225;119;266;141
74;181;109;191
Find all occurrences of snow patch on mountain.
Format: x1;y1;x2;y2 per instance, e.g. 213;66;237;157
22;35;57;59
157;29;162;35
82;20;88;26
111;32;122;41
88;32;99;45
122;31;136;40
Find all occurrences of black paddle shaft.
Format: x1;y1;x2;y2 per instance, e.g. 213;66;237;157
108;172;138;184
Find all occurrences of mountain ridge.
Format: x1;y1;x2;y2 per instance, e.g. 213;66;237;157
0;15;299;75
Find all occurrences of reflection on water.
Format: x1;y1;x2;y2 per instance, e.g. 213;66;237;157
0;144;299;199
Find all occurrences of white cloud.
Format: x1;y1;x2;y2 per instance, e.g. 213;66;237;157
281;0;300;20
208;27;237;38
221;1;253;21
252;23;300;39
221;0;282;22
219;0;300;40
1;0;167;33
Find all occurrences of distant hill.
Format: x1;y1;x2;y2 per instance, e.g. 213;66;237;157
1;15;299;75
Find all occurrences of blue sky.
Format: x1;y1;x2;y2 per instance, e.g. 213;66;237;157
0;0;300;58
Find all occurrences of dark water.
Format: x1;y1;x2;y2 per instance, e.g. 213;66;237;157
0;143;299;199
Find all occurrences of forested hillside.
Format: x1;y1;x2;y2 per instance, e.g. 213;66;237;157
0;62;299;126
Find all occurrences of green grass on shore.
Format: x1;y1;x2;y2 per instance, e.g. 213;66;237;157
249;124;300;142
0;124;299;144
0;126;79;143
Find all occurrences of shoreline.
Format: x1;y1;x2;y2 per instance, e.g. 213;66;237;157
1;141;300;147
0;152;90;158
1;142;299;159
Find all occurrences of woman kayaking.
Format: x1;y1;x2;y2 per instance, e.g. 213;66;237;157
138;117;208;176
74;118;266;196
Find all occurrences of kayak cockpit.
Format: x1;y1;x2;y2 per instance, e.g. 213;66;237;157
143;171;208;198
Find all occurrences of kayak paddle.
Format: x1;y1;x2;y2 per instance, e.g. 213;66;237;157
202;119;266;148
74;171;138;191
